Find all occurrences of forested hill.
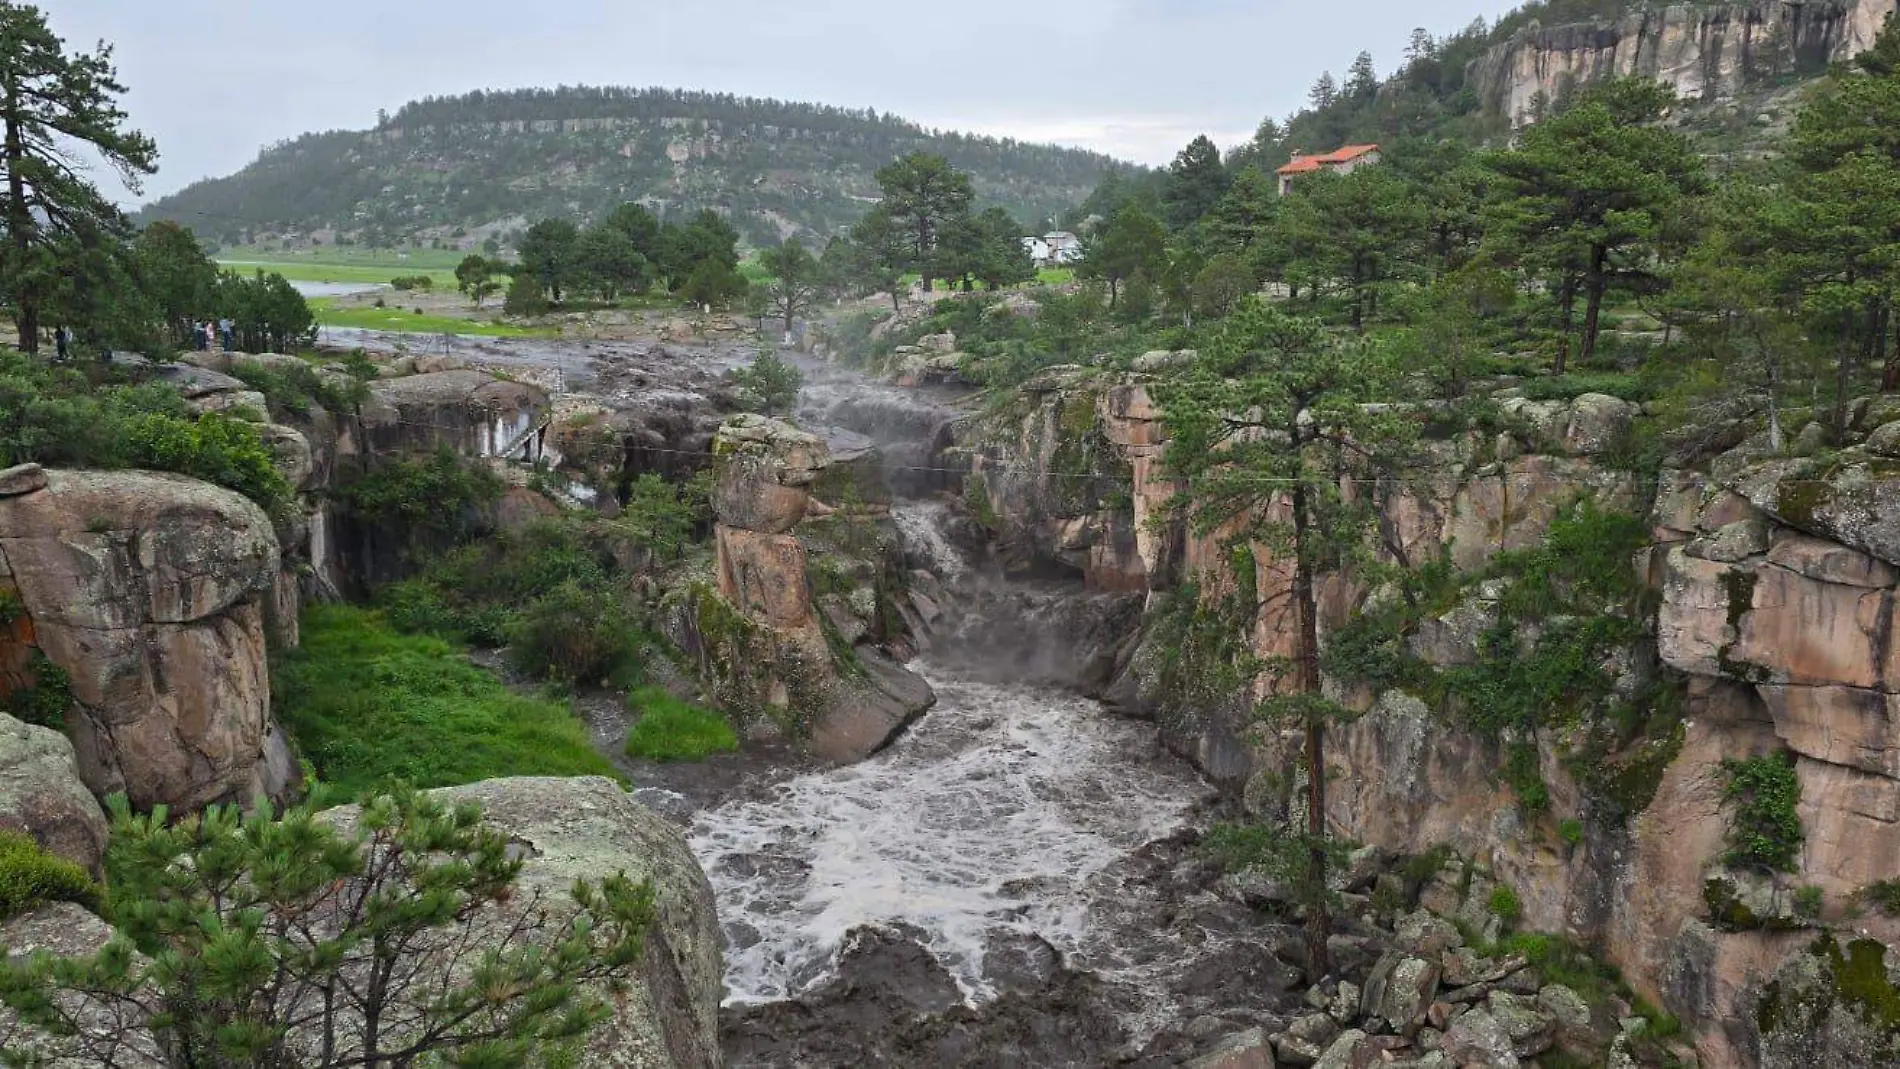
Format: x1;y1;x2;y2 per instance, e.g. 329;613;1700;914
138;86;1125;249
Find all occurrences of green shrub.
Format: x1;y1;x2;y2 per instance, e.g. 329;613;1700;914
0;587;23;627
229;359;368;418
1721;751;1803;872
273;604;618;794
0;352;293;516
624;688;738;762
731;351;804;415
1794;885;1825;920
3;653;73;731
1559;819;1586;847
1488;884;1523;927
1863;879;1900;917
337;447;503;550
0;830;98;921
507;580;643;686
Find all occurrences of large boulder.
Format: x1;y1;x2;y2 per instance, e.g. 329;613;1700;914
363;370;550;462
0;713;109;873
711;414;829;534
322;777;724;1069
0;470;296;810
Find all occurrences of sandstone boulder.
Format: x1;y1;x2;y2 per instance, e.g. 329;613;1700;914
364;370;549;461
0;713;109;873
0;470;295;810
0;464;47;497
1185;1027;1278;1069
321;777;723;1069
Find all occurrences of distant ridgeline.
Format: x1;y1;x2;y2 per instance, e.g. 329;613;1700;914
138;86;1125;248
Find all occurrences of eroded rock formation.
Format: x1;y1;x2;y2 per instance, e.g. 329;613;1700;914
1469;0;1898;127
680;414;932;763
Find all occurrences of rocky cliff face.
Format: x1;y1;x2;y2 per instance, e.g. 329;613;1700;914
967;366;1900;1066
1470;0;1898;127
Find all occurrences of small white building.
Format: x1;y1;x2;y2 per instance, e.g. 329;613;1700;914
1024;231;1084;268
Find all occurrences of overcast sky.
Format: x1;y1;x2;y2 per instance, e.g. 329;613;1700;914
57;0;1519;205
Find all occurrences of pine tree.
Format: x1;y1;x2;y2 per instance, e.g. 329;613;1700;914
1162;135;1233;230
0;789;655;1068
0;2;157;352
1156;300;1419;979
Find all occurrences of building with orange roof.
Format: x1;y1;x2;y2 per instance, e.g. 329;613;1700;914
1275;144;1381;196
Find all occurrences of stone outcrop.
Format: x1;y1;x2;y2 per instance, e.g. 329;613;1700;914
362;369;552;463
690;415;932;763
1469;0;1898;128
966;372;1900;1066
321;777;724;1069
0;712;109;874
0;468;296;811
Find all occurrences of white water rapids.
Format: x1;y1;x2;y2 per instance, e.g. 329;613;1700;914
688;666;1214;1009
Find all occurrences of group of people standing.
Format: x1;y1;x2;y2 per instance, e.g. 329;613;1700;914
193;318;236;352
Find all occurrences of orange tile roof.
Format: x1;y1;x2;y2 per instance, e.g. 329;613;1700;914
1276;143;1379;175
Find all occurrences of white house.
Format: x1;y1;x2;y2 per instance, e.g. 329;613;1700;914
1022;231;1084;268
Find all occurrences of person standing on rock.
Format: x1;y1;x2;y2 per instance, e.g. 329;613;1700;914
219;317;234;352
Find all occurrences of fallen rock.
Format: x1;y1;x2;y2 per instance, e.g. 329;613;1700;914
0;464;46;497
1186;1027;1279;1069
1276;1012;1341;1066
1486;991;1554;1058
1312;1029;1371;1069
1442;1008;1520;1068
0;712;109;873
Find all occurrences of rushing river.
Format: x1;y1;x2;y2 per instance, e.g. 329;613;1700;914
686;358;1219;1022
689;667;1208;1005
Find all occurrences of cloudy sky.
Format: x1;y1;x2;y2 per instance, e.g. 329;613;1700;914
57;0;1519;204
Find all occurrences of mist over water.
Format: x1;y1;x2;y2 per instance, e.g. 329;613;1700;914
686;356;1216;1023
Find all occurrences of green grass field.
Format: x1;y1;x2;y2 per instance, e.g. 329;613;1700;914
309;299;552;337
220;260;459;288
275;604;619;795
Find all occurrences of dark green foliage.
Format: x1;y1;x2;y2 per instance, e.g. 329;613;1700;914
389;274;434;291
678;257;748;308
502;270;549;317
0;352;293;515
336;447;505;553
215;269;318;354
0;2;157;353
624;687;738;762
732;351;804;415
0;789;654;1067
228;358;368;418
3;653;72;731
273;604;618;793
506;580;643;686
1721;751;1804;872
1794;886;1825;920
0;831;97;922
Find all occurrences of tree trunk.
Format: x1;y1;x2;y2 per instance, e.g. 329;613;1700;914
1835;307;1857;444
1109;277;1120;310
1580;246;1608;366
1554;275;1577;376
1291;483;1331;980
3;84;37;354
1878;302;1898;394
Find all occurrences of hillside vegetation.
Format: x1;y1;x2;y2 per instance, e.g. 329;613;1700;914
139;86;1124;250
